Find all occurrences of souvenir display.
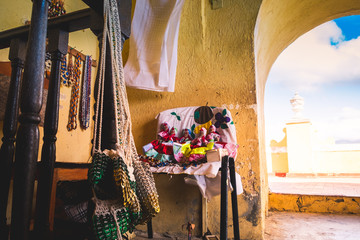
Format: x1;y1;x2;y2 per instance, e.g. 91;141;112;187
67;53;81;131
157;122;169;140
163;127;179;142
48;0;66;18
141;106;238;169
60;55;69;86
67;53;74;86
179;129;192;143
80;55;92;129
206;125;221;142
88;1;160;239
191;127;208;148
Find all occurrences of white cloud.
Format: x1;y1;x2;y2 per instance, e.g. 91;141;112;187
313;106;360;143
268;21;360;92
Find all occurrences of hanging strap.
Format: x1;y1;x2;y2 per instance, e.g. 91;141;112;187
92;0;138;180
92;3;109;154
106;0;138;167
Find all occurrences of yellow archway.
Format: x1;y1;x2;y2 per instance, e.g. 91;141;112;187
255;0;360;237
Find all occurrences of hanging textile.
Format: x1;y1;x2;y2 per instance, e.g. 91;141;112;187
67;53;81;131
80;55;92;129
124;0;185;92
88;0;160;239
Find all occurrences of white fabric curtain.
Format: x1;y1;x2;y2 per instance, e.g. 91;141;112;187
124;0;185;92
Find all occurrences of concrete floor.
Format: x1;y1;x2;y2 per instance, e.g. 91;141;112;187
131;212;360;239
131;177;360;239
265;211;360;240
268;176;360;197
131;229;202;239
265;176;360;239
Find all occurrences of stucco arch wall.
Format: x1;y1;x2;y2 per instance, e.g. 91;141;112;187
254;1;360;229
255;0;360;100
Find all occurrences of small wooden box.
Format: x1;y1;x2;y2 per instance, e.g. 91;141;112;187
206;148;228;162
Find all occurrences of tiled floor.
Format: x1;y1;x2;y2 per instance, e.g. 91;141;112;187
268;175;360;197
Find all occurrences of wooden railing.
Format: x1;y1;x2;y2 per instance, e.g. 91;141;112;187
0;1;113;239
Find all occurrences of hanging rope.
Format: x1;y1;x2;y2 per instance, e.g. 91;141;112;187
92;4;108;154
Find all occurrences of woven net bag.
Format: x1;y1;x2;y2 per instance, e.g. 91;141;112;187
88;0;160;239
133;158;160;224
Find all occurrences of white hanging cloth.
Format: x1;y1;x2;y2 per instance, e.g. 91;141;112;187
124;0;185;92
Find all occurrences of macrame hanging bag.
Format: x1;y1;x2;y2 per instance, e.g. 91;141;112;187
88;0;160;239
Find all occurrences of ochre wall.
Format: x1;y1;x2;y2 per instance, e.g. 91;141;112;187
255;0;360;97
314;150;360;173
270;129;288;174
270;122;360;174
269;193;360;215
125;0;263;238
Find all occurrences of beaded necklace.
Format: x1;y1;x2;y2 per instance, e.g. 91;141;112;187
80;55;92;129
67;53;74;86
60;55;69;86
67;53;81;131
48;0;66;18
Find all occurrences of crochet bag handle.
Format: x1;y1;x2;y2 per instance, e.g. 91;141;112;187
92;2;107;154
106;0;138;168
104;0;160;217
92;0;137;169
91;0;160;227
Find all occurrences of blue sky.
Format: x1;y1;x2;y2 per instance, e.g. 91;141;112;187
265;15;360;145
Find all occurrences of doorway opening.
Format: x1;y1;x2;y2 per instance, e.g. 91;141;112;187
264;15;360;198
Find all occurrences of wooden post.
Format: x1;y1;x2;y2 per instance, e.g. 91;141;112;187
33;29;68;238
220;156;229;240
147;219;153;239
0;38;26;240
10;0;50;239
229;157;240;240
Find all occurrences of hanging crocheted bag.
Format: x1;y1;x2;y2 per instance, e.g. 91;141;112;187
88;0;159;239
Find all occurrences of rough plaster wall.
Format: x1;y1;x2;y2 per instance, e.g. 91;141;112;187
125;0;263;238
255;0;360;98
136;174;203;236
